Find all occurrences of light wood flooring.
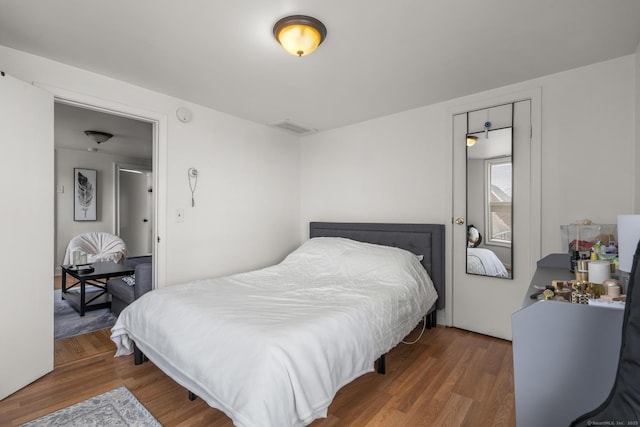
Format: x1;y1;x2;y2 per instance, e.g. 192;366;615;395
0;324;515;426
54;274;62;290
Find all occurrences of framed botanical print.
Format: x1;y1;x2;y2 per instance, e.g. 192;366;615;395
74;168;97;221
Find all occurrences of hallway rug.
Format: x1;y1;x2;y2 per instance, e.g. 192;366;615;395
54;289;117;339
19;386;161;426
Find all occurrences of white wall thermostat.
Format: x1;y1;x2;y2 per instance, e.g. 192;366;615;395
176;107;193;123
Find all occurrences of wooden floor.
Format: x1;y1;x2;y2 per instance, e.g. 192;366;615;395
54;274;62;290
0;324;515;426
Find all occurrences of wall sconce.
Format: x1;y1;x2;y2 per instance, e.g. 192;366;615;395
466;136;478;147
84;130;113;144
273;15;327;57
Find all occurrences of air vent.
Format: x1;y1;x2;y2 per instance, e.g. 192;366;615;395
269;119;317;136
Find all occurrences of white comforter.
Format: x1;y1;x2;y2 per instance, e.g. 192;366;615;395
111;237;437;427
467;247;509;277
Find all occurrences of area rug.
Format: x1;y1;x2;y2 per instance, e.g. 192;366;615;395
19;386;162;426
54;288;117;339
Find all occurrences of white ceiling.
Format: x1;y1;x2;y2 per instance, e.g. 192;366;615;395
2;1;640;133
55;103;152;159
467;128;511;160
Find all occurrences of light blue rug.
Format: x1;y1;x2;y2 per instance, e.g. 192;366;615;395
54;289;117;339
19;386;162;426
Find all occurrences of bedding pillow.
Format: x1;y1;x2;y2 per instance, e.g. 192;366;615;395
122;275;135;286
280;237;432;289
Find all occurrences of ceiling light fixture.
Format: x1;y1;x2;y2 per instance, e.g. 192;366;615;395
273;15;327;57
84;130;114;144
466;136;478;147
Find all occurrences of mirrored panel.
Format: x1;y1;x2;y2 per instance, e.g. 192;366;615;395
466;127;513;279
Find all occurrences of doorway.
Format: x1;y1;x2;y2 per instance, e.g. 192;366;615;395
1;75;166;399
53;101;155;337
115;164;153;257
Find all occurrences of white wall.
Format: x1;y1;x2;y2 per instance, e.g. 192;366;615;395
1;45;301;286
55;147;151;271
300;103;448;237
301;55;636;258
165;118;301;283
537;56;634;253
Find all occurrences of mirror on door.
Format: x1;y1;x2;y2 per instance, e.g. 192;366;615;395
466;127;513;279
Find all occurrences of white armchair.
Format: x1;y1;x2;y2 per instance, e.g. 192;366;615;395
63;232;128;265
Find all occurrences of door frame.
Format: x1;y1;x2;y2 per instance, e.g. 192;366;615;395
444;87;542;328
37;82;167;288
114;162;153;256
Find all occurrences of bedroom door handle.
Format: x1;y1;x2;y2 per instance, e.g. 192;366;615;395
455;217;465;225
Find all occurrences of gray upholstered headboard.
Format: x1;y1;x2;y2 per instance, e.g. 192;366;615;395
309;222;445;310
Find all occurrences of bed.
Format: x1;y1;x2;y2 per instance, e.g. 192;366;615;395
111;222;445;427
467;247;509;277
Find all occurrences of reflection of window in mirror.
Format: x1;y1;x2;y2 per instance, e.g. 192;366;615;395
485;156;512;247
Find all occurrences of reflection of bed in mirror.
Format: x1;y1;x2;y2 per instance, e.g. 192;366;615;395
467;247;509;277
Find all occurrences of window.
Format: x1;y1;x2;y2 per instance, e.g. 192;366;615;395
485;156;512;247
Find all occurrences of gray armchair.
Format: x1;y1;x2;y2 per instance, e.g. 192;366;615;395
107;256;152;315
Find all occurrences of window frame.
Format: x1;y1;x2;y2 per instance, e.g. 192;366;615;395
484;155;512;248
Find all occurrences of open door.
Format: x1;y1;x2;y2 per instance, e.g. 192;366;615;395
0;73;54;399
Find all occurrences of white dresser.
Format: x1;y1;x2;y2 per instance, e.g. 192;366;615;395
512;253;624;427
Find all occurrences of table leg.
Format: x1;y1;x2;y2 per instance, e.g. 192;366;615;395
80;277;86;317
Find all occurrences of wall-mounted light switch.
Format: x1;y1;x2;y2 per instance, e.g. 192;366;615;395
176;209;184;223
56;185;64;193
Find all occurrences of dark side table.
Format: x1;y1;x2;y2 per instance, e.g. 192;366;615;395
61;261;135;316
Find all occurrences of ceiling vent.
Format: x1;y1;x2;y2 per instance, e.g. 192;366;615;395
269;119;317;136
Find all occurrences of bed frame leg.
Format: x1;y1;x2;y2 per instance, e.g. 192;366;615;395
376;354;386;375
426;311;437;329
133;343;147;365
188;391;198;401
